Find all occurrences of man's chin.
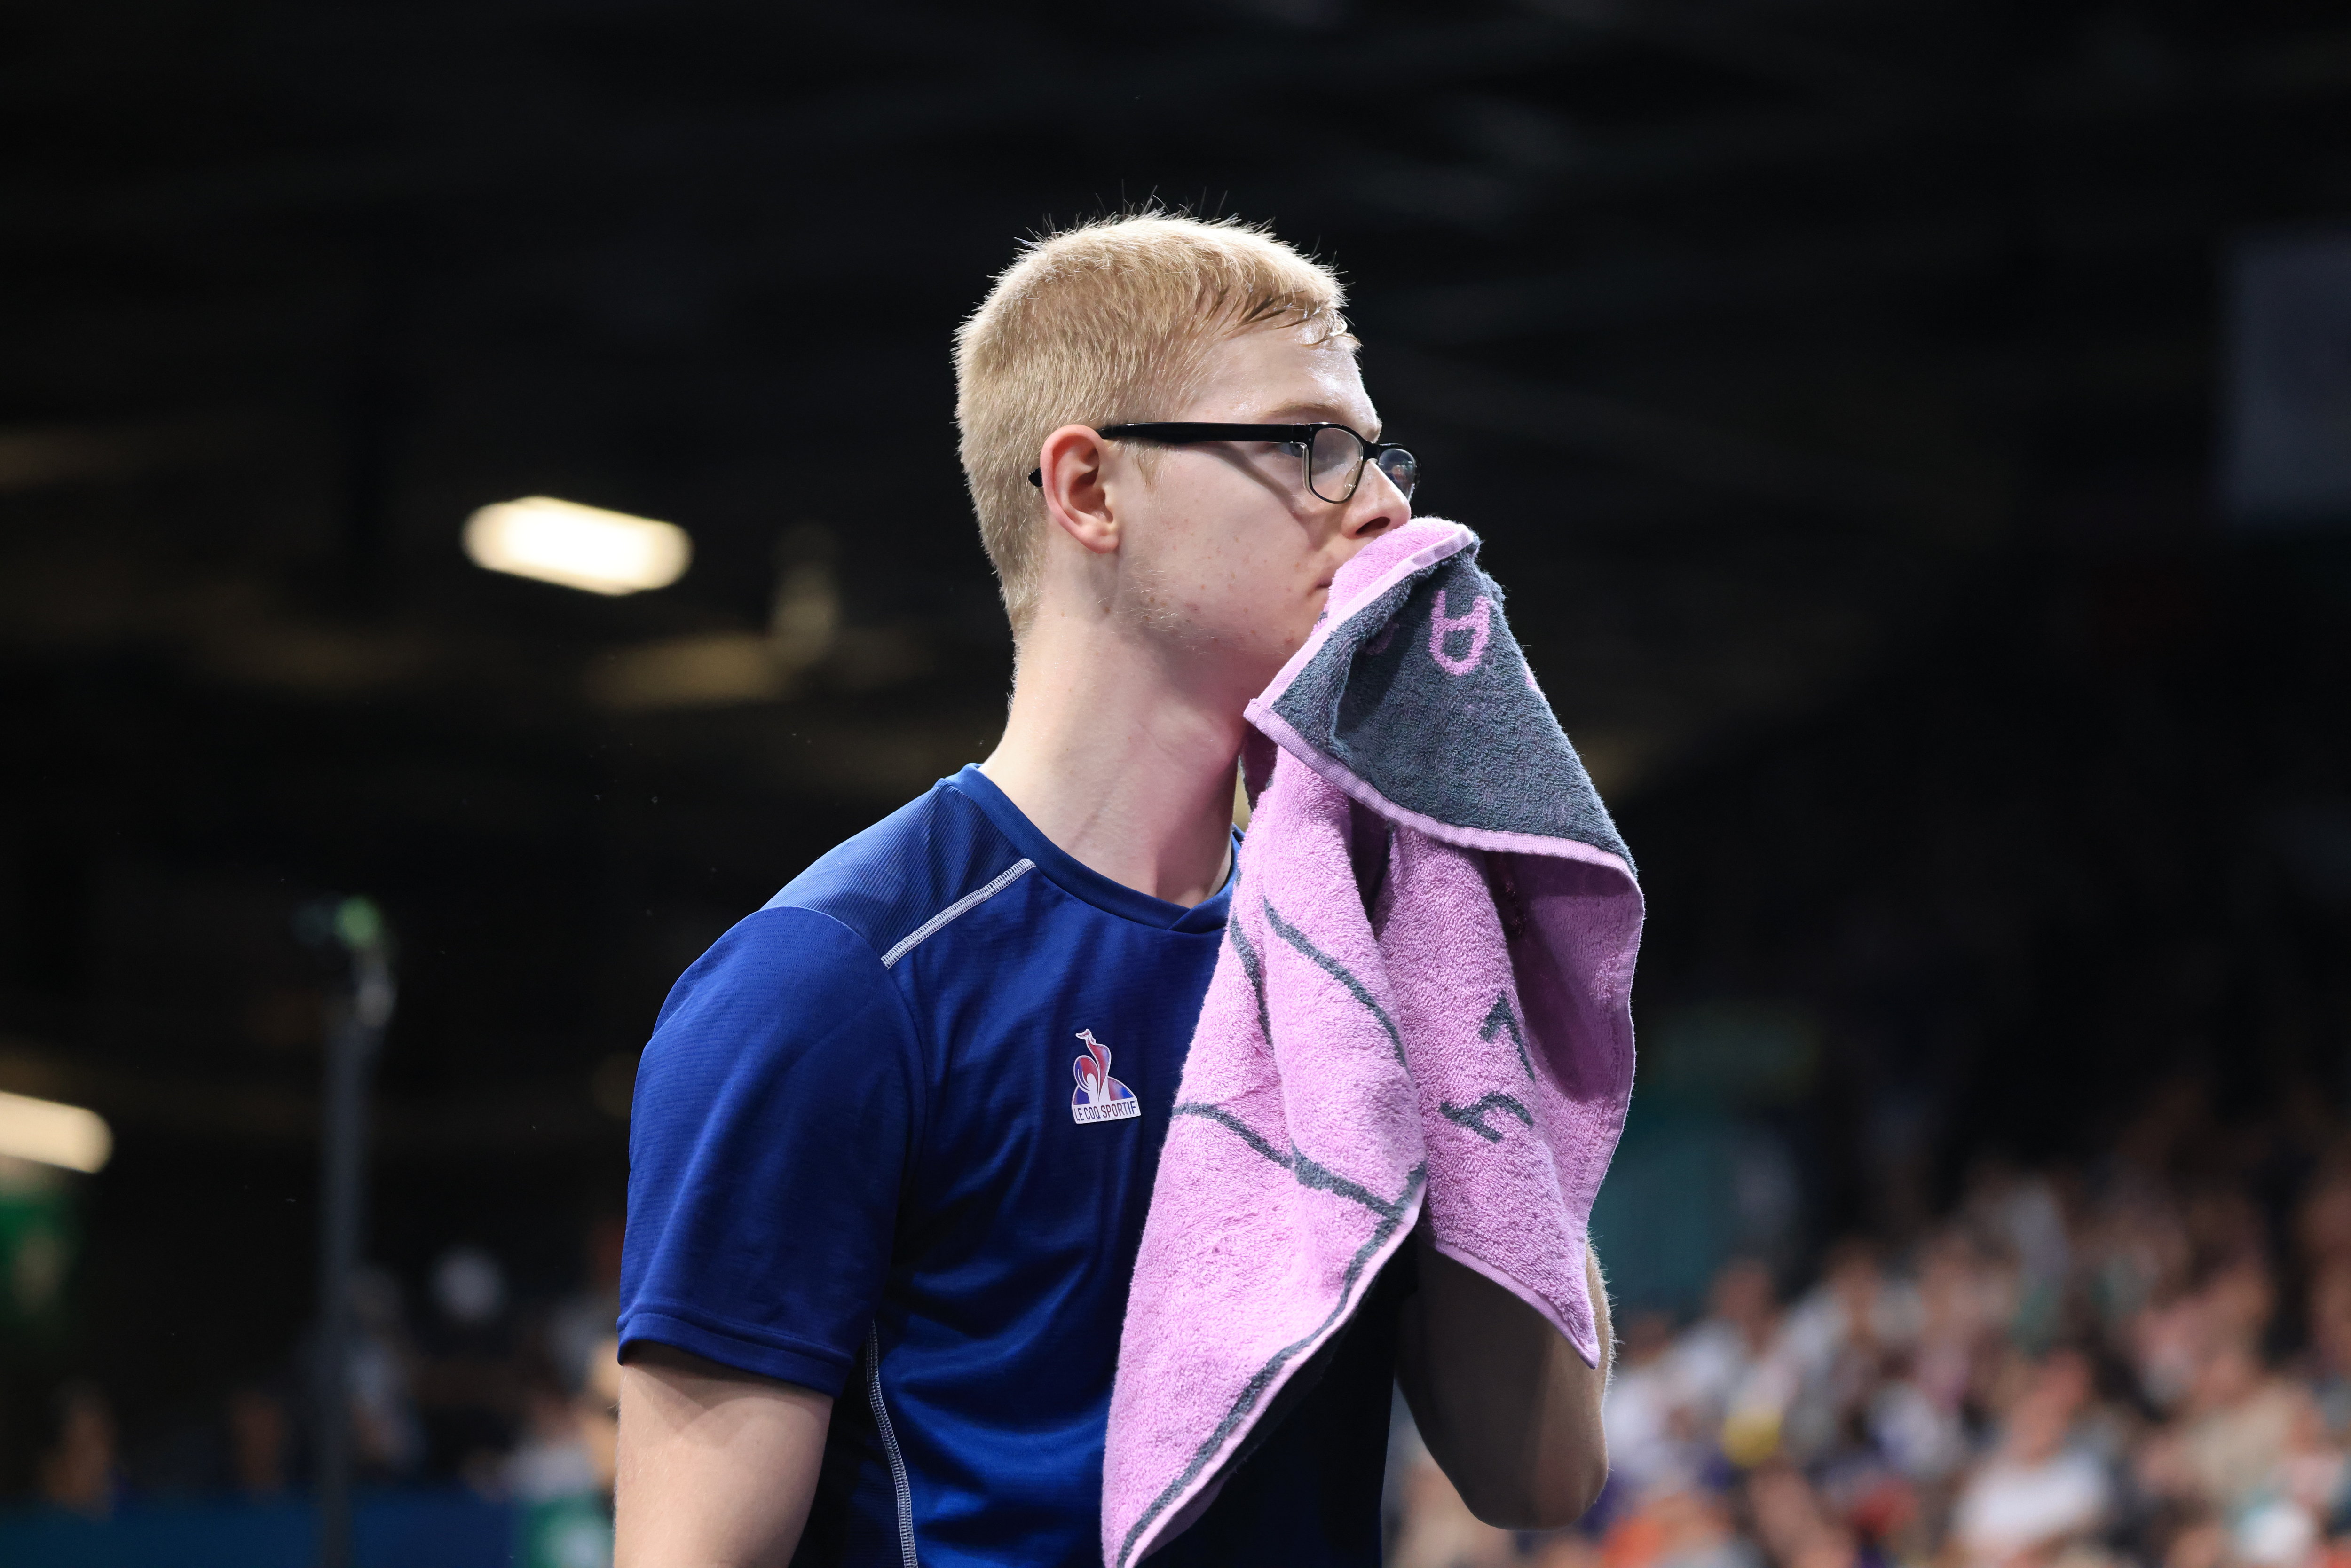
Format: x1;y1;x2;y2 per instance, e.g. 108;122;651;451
1250;623;1318;689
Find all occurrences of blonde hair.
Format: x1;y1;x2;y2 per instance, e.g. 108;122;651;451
954;213;1350;634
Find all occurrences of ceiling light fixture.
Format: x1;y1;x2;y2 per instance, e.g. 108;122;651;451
0;1090;113;1174
462;496;692;596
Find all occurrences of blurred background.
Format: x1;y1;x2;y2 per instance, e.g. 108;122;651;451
3;0;2349;1563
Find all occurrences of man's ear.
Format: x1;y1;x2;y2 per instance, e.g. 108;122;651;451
1036;425;1120;556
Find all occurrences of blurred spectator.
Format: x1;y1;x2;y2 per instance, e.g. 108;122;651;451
1778;1240;1921;1462
503;1333;622;1506
2297;1170;2351;1281
415;1243;521;1482
1606;1312;1705;1498
1965;1164;2072;1354
433;1245;508;1329
348;1262;424;1476
225;1386;290;1497
1389;1410;1518;1568
2306;1264;2351;1437
580;1334;620;1493
546;1216;626;1397
1673;1259;1797;1468
1745;1462;1855;1568
1950;1351;2110;1568
504;1375;601;1503
1601;1484;1758;1568
2138;1333;2311;1525
37;1381;118;1517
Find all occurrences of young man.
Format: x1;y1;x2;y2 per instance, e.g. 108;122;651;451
615;214;1612;1568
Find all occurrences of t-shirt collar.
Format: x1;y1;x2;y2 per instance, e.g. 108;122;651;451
946;764;1235;933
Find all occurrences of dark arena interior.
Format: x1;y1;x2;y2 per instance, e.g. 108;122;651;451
2;2;2349;1564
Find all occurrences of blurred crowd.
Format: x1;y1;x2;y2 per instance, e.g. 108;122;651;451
36;1076;2351;1568
23;1216;624;1530
1389;1087;2351;1568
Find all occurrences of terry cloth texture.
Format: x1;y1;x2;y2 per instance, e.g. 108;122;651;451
1100;519;1645;1568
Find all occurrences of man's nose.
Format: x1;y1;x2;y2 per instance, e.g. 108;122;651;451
1341;460;1410;539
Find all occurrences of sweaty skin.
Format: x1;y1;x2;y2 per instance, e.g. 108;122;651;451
615;323;1611;1567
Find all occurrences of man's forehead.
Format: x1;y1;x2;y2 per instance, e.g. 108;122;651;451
1200;330;1380;432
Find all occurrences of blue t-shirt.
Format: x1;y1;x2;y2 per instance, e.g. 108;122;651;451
621;765;1403;1568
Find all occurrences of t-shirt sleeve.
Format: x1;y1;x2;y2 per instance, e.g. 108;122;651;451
618;905;923;1396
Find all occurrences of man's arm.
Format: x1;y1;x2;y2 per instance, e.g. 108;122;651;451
615;1343;833;1568
1394;1242;1612;1530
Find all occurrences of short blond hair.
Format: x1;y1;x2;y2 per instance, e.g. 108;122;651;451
954;213;1349;634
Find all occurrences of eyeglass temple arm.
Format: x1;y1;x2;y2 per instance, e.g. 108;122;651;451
1027;425;1385;487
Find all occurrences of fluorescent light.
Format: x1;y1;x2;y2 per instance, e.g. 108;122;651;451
0;1091;111;1174
463;496;692;595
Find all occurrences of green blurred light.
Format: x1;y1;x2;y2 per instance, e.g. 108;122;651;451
334;897;384;952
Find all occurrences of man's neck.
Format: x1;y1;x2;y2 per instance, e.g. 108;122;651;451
979;607;1247;909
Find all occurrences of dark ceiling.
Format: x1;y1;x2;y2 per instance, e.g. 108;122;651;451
3;0;2348;1453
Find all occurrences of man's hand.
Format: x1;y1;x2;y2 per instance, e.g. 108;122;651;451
615;1343;832;1568
1395;1242;1612;1530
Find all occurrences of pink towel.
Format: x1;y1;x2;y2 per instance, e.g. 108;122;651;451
1101;519;1644;1566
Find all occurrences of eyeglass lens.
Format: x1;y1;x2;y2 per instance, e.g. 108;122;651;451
1305;427;1418;504
1374;446;1418;501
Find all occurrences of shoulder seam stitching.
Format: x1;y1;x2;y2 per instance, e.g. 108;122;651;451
880;859;1034;968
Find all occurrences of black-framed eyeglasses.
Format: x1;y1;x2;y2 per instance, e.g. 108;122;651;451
1026;423;1418;505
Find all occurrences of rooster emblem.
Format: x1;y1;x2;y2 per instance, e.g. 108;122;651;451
1070;1030;1141;1124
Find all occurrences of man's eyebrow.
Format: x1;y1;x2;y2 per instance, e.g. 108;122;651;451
1255;402;1381;438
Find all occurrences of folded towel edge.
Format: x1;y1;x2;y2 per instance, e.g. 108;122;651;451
1244;704;1637;886
1425;1234;1605;1369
